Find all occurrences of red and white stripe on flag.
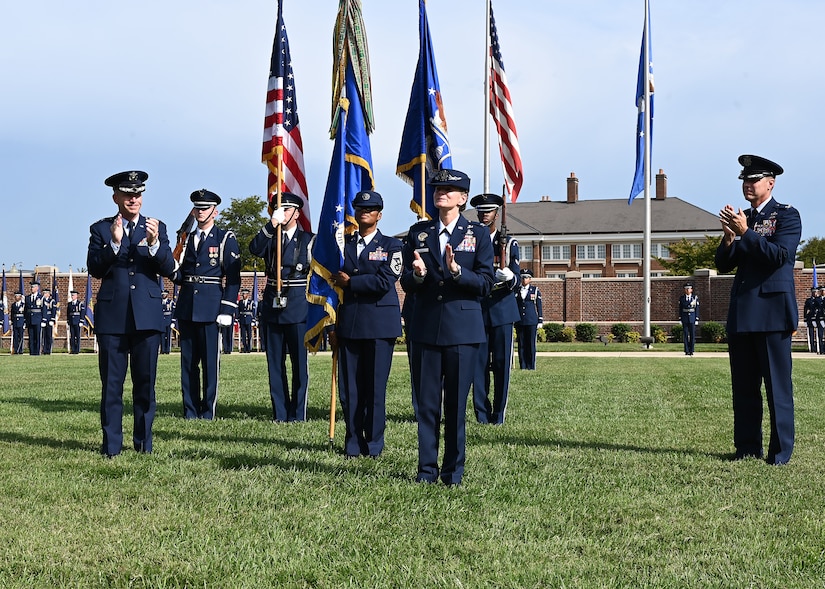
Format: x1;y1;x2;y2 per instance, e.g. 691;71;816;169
262;14;311;231
489;8;524;203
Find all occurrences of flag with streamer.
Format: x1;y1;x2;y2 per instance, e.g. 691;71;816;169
19;268;24;296
489;3;523;202
2;268;8;335
52;269;59;310
261;1;311;232
83;273;95;331
814;259;818;289
396;0;452;220
305;4;374;353
628;1;654;205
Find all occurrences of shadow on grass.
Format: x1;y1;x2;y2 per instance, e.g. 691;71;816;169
485;433;731;461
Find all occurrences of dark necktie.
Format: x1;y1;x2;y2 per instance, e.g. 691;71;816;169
197;230;206;253
125;221;134;237
357;237;366;259
747;209;757;229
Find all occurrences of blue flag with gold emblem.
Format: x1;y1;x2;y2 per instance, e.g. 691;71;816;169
305;62;374;353
396;0;452;220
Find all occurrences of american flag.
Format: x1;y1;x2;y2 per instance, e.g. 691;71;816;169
262;2;311;232
489;5;523;203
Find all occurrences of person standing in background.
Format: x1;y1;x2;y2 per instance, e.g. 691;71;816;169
515;269;543;370
678;282;699;356
67;290;85;354
24;280;43;355
40;287;56;355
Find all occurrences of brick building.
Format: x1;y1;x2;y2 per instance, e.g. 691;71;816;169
506;170;723;279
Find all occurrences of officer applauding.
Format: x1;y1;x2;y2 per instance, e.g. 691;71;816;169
716;154;801;465
401;169;495;486
169;189;242;420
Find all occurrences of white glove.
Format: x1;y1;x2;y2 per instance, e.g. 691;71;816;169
271;207;286;225
216;314;233;327
49;321;55;326
495;267;515;283
40;322;46;328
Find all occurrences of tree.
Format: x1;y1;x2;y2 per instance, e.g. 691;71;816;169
215;195;269;271
797;237;825;267
655;236;724;276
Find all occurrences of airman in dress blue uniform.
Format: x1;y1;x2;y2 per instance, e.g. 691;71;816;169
88;170;176;456
678;282;699;356
803;286;818;353
11;292;26;355
40;287;56;354
401;169;495;486
716;155;801;465
170;189;242;420
67;290;85;354
815;287;825;355
160;290;174;354
515;269;543;370
470;192;520;424
238;289;255;353
249;192;314;422
24;280;43;355
329;191;403;458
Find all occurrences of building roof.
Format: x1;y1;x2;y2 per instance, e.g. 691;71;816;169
500;197;720;236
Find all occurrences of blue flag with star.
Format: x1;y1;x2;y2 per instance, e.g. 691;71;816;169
396;0;452;220
305;61;374;352
628;6;653;205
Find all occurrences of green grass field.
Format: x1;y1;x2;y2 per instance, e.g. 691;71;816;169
1;352;824;588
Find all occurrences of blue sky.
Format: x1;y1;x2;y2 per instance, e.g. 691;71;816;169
2;0;823;272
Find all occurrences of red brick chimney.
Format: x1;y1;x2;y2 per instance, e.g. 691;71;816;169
655;169;667;200
566;172;578;203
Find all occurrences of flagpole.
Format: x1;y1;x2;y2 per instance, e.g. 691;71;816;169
642;0;652;345
483;0;492;193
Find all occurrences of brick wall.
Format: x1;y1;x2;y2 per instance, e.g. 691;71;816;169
2;264;816;349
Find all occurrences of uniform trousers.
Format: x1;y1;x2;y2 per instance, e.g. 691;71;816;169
805;321;818;353
338;337;394;457
42;324;53;354
13;326;25;354
160;325;172;354
728;331;794;465
70;324;82;354
97;331;160;455
681;318;696;355
240;322;252;352
265;322;308;422
411;342;479;485
27;323;41;355
516;324;538;370
178;320;221;419
472;324;513;424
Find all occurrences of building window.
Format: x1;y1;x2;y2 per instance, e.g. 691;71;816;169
576;244;606;260
650;243;670;259
520;245;533;261
612;243;642;260
542;244;570;261
616;272;638;278
545;272;565;279
651;271;668;277
581;272;602;278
